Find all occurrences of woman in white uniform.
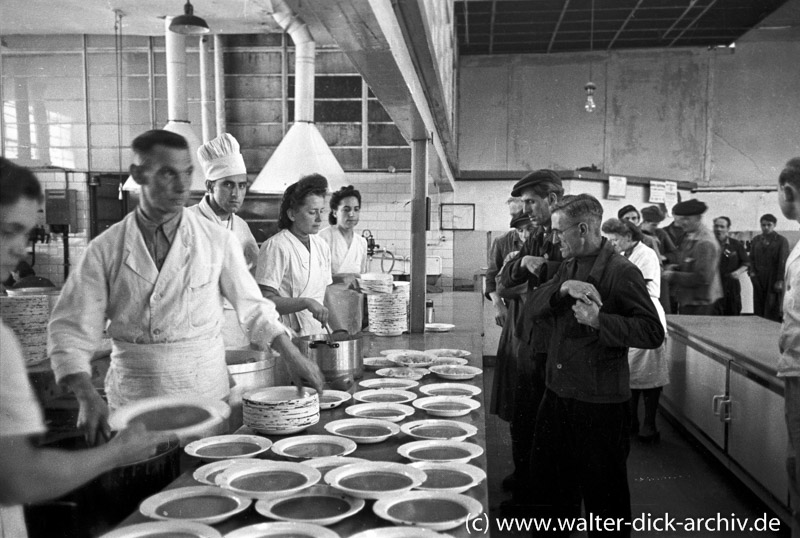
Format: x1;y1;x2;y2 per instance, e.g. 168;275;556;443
319;185;368;278
0;158;167;538
602;218;669;443
256;174;333;336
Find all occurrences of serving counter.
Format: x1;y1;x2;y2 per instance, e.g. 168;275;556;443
112;291;489;537
660;315;790;525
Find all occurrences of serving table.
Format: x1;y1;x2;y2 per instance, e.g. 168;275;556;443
113;291;489;537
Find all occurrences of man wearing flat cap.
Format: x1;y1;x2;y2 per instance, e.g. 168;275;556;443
662;199;722;315
750;213;789;321
496;169;564;509
190;133;259;348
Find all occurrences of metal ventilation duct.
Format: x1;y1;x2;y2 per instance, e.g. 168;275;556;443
123;18;206;191
249;0;346;194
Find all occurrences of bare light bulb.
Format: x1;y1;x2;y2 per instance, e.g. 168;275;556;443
584;81;597;113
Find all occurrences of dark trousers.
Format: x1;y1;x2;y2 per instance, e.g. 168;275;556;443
630;387;662;435
677;303;714;315
713;277;742;315
752;279;783;321
530;390;632;537
509;351;546;485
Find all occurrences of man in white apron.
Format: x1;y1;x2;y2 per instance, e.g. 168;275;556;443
189;133;258;348
48;130;324;444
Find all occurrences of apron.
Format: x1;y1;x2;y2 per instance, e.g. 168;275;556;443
106;336;228;410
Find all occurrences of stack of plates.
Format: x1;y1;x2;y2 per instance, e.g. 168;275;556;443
242;387;319;435
367;285;409;336
358;273;394;294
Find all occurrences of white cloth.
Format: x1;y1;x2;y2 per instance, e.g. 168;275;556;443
255;229;332;336
318;226;368;275
49;209;290;397
1;320;46;538
779;241;800;377
625;241;669;388
188;195;259;348
197;133;247;180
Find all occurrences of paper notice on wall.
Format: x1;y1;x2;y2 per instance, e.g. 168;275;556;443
649;181;666;203
607;175;627;199
663;181;678;213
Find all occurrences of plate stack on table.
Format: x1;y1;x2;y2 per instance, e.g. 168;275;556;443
108;293;490;537
365;281;409;337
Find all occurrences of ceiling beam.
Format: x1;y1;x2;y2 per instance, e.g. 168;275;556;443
547;0;571;54
607;0;645;50
462;0;470;45
669;0;720;46
662;0;699;40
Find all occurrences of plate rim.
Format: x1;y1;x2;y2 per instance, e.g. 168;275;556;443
412;396;481;416
348;527;445;538
184;434;272;460
318;390;352;409
254;484;365;526
344;402;415;422
223;521;340;538
375;367;429;380
271;434;358;459
302;456;369;471
138;485;251;524
108;396;227;436
358;378;419;390
424;323;456;332
385;350;439;368
192;459;253;486
425;348;472;358
99;520;223;538
324;418;400;443
408;461;487;492
397;439;485;463
418;382;482;398
353;388;418;404
400;419;479;441
372;490;483;531
430;357;469;366
216;460;321;499
363;357;397;369
378;348;419;356
324;461;427;499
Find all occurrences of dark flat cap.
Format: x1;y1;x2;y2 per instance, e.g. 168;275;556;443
672;199;707;216
511;169;562;197
510;213;532;229
760;213;777;224
641;205;665;223
617;205;639;220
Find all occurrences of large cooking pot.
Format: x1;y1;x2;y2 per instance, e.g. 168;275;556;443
296;332;363;391
25;434;180;538
226;348;276;430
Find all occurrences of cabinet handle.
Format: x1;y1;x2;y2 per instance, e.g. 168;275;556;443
720;398;732;423
712;394;725;416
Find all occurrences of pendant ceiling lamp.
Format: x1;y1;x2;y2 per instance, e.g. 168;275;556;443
169;0;210;35
584;0;597;113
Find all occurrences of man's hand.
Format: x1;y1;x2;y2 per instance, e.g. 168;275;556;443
572;300;601;329
273;334;325;394
304;299;329;326
64;373;111;446
559;280;603;306
521;256;547;274
494;303;508;327
109;424;175;467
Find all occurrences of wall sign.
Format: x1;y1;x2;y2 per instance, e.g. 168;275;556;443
440;203;475;231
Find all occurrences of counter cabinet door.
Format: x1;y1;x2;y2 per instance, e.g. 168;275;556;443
728;364;789;506
661;334;728;449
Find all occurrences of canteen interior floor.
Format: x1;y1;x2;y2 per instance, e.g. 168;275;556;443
482;365;790;537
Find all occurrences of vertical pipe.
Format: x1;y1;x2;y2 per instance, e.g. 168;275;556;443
82;34;91;171
165;18;187;122
213;34;226;135
281;33;288;136
409;138;427;333
198;36;213;142
361;80;369;169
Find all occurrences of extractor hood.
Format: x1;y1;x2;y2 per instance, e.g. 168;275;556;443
249;0;346;194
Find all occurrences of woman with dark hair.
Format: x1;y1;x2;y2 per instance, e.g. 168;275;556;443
602;217;669;442
255;174;333;336
319;185;368;277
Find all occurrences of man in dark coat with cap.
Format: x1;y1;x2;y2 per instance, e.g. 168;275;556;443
662;199;722;315
750;213;789;321
497;169;564;508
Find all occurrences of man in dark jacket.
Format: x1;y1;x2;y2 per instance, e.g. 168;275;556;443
750;213;789;321
528;194;665;537
496;169;564;504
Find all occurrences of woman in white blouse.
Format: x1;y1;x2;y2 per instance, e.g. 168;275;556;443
256;174;332;337
602;217;669;443
318;185;368;280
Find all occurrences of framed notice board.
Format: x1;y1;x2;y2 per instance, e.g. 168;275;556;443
440;203;475;231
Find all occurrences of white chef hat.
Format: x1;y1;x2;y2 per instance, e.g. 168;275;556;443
197;133;247;181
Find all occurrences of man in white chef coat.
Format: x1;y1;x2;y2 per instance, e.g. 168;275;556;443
189;133;259;348
48;129;324;444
